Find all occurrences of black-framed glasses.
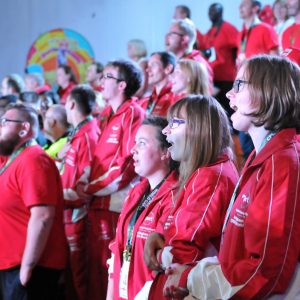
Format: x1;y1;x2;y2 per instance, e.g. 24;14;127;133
168;117;186;129
167;31;184;37
233;79;249;93
0;118;25;126
103;73;124;82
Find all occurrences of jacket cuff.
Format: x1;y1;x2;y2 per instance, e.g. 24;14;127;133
179;265;195;288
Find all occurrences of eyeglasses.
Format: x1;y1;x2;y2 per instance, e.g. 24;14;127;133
167;31;184;37
168;117;186;129
0;118;25;126
233;79;249;93
103;73;124;82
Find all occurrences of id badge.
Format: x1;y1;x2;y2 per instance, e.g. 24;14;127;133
119;260;130;299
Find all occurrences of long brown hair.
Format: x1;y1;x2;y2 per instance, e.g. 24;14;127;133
168;95;232;187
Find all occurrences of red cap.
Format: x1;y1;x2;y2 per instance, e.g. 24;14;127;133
281;47;300;66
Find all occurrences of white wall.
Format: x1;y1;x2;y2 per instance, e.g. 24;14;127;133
0;0;273;81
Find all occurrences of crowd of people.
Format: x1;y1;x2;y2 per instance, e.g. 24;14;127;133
0;0;300;299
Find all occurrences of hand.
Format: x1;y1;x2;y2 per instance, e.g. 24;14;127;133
76;183;92;204
144;232;165;271
163;263;189;299
57;143;71;160
19;264;33;287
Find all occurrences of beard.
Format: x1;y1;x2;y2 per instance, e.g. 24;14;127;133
0;134;21;156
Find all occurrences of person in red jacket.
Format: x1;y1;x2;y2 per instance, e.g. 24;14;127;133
56;64;77;105
165;18;214;92
77;59;145;300
143;95;239;300
106;117;178;300
86;61;104;92
161;55;300;299
0;104;67;300
139;52;176;117
59;85;100;300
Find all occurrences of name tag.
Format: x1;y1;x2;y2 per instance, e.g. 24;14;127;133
119;260;130;299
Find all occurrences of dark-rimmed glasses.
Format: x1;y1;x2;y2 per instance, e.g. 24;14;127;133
168;117;186;129
233;79;249;93
0;118;25;127
103;73;124;82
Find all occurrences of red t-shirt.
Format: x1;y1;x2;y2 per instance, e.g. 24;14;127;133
203;21;239;81
282;23;300;51
0;145;67;270
239;22;279;58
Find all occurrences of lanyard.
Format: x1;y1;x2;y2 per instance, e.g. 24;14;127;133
146;95;156;116
0;139;37;175
221;131;276;237
60;116;93;174
124;173;170;260
240;19;260;54
67;115;93;142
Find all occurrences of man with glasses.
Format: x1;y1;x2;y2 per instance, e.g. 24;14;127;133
165;18;213;93
140;51;176;117
77;59;145;300
0;104;67;300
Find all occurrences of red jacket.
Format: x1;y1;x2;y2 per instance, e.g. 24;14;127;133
139;82;174;117
161;154;239;266
61;118;100;223
148;154;239;300
110;171;178;299
184;129;300;299
86;99;145;212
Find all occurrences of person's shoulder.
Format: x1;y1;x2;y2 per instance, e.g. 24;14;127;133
22;145;57;169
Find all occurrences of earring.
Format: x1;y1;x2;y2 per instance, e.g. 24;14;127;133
19;130;26;137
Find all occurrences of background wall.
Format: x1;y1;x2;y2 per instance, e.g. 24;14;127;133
0;0;273;81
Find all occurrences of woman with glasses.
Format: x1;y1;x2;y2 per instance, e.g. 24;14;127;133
106;117;178;300
160;55;300;299
143;95;239;300
171;59;210;102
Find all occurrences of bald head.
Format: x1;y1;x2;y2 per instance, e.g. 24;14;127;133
46;105;69;130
